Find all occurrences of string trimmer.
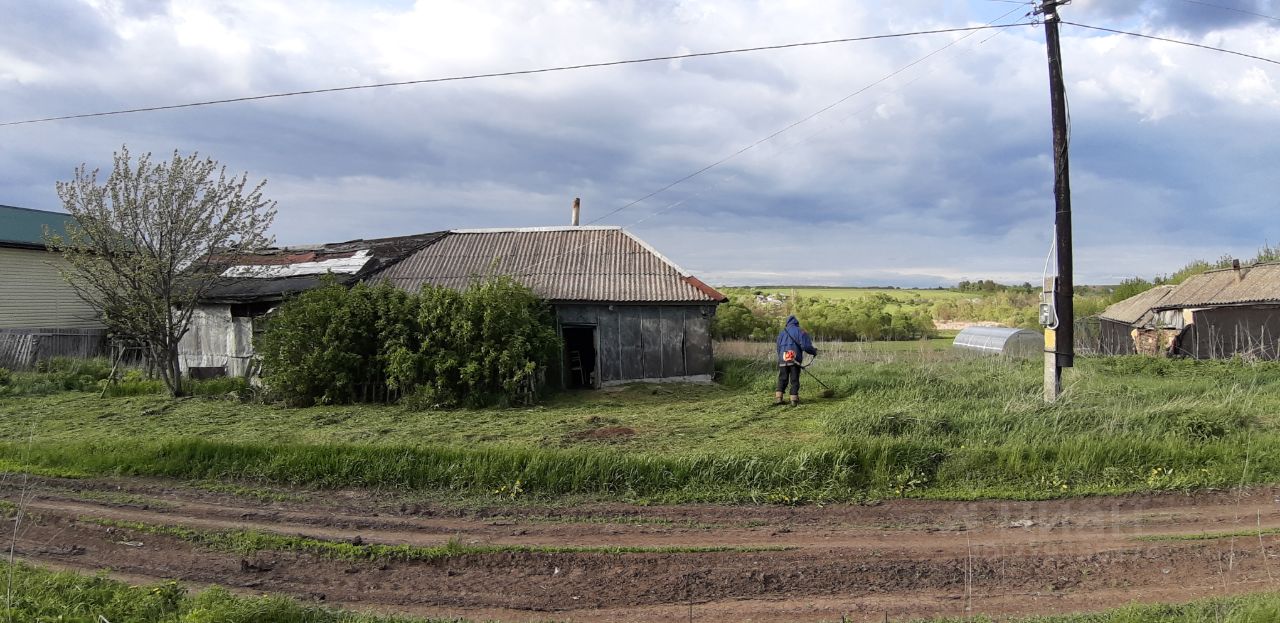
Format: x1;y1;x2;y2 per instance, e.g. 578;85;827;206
798;355;836;399
785;332;835;399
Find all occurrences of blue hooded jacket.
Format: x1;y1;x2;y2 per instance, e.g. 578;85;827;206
776;315;817;366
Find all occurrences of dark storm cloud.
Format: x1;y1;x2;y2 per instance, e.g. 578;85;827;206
2;1;1278;285
0;0;117;61
1071;0;1280;33
1152;0;1279;33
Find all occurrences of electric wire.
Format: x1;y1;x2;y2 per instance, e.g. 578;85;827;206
1063;21;1280;65
508;5;1032;277
619;4;1030;230
586;15;1038;226
0;23;1031;128
1176;0;1280;23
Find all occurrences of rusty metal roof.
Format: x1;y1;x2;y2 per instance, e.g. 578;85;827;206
1155;262;1280;309
375;227;726;304
1099;285;1177;325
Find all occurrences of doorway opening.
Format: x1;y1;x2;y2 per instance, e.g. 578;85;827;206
562;326;597;389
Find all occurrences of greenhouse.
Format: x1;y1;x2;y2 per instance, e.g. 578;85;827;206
951;326;1043;358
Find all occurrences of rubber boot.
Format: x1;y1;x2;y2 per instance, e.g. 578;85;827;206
773;391;784;406
789;395;799;407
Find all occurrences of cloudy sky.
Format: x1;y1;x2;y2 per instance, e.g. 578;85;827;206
3;0;1278;287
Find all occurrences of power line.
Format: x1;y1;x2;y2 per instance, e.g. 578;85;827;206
1176;0;1280;23
1064;21;1280;65
513;8;1034;273
587;16;1038;226
0;23;1031;128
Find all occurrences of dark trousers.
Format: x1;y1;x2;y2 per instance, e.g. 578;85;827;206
776;364;800;396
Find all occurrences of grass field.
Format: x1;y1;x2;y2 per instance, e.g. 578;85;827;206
719;284;1051;330
5;559;1280;623
737;286;971;302
1;347;1277;503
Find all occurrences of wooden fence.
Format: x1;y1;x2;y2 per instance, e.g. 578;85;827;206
0;328;108;370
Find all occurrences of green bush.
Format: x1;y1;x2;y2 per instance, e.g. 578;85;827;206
713;293;936;342
0;367;10;386
711;301;777;340
258;276;559;408
190;376;250;398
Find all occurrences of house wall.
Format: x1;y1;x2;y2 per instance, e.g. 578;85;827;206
0;247;102;330
177;305;255;377
555;303;717;385
0;247;107;369
1097;318;1137;356
1176;306;1280;360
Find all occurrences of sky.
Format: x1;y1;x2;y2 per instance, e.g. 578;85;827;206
2;0;1278;287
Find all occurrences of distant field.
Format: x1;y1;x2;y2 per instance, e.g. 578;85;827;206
725;286;970;302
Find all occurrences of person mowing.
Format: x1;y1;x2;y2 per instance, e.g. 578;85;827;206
775;315;818;406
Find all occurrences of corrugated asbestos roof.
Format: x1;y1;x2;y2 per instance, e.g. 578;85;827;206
1154;262;1280;309
0;204;77;249
375;227;726;303
1099;285;1177;324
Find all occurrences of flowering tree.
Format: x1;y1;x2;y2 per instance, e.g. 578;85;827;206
48;146;276;396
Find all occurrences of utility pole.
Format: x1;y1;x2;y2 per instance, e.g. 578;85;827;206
1038;0;1073;402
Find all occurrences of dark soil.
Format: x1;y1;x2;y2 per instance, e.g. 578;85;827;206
5;476;1280;622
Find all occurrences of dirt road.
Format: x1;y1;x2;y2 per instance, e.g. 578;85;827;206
4;476;1280;622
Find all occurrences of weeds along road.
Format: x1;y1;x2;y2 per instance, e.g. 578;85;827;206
5;476;1280;622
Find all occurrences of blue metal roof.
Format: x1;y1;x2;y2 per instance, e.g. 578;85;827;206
0;204;77;249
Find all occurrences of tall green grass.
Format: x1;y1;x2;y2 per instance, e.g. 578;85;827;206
2;354;1278;502
5;558;1280;622
0;560;455;622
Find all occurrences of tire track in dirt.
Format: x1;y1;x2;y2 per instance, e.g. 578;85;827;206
4;477;1280;622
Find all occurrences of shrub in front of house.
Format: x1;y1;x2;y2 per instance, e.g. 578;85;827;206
256;276;559;408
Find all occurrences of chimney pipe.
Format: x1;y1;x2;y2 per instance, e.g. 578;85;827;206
1233;258;1243;282
572;197;580;226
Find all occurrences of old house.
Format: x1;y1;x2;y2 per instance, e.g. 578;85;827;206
180;226;725;387
0;205;106;369
1096;285;1176;356
1094;262;1280;359
1153;262;1280;360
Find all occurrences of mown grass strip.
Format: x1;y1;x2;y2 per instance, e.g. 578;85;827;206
186;479;308;503
82;517;786;561
922;593;1280;622
7;558;1280;622
0;560;453;622
1136;527;1280;542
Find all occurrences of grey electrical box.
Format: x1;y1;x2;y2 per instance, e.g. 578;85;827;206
1039;302;1054;326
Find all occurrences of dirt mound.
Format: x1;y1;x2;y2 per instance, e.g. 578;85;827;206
569;426;635;440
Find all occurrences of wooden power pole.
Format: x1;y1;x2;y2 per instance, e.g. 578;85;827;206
1040;0;1073;402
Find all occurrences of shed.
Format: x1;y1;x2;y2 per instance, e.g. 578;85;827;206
1150;262;1280;360
181;232;447;377
1095;285;1176;355
0;205;106;369
951;326;1042;358
180;226;726;387
376;227;726;387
